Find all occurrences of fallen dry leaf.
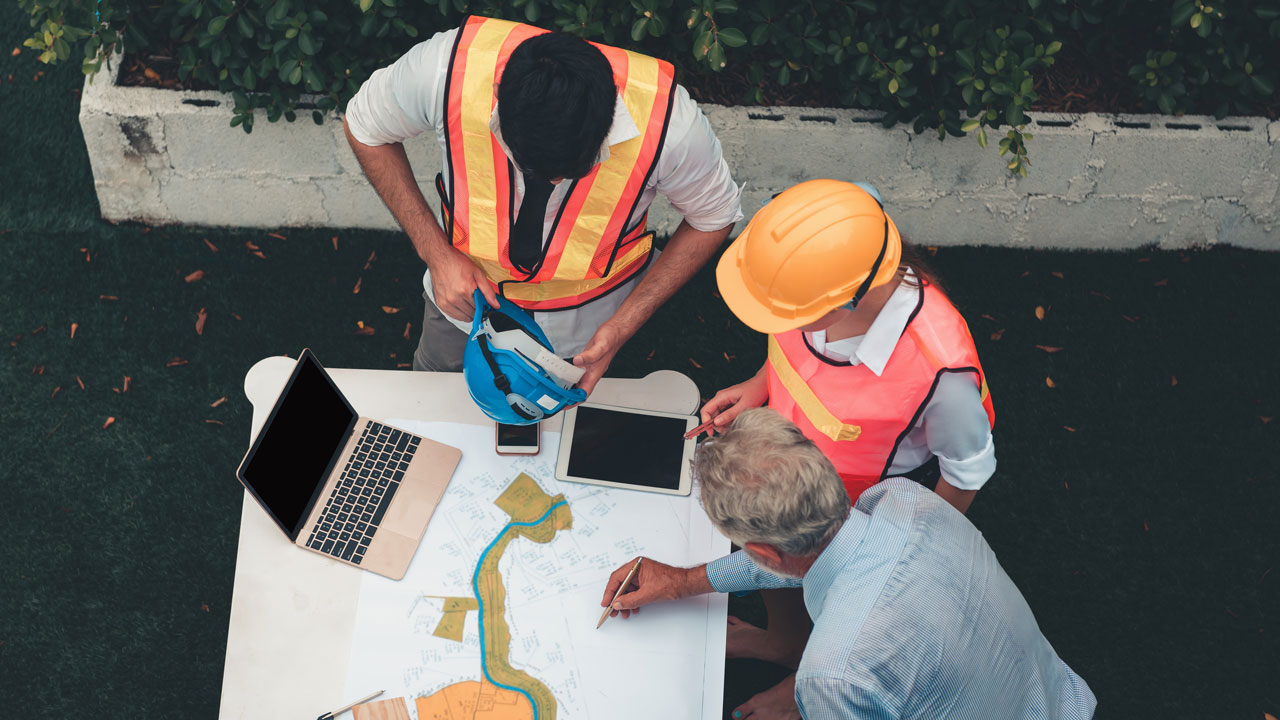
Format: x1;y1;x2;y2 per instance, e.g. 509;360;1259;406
363;251;377;270
166;358;189;368
1063;426;1076;432
1137;257;1151;263
112;387;120;394
1051;271;1064;279
980;314;997;322
355;323;375;336
50;386;60;399
10;48;19;57
381;306;400;315
1034;306;1046;321
184;270;205;283
268;232;287;241
203;238;219;253
123;376;131;393
102;416;116;429
646;350;656;360
1036;345;1064;353
1089;290;1111;300
990;329;1006;341
1143;521;1149;532
231;313;242;321
76;376;85;390
1154;278;1168;287
195;307;208;336
201;602;211;612
688;358;703;369
352;277;362;294
31;365;44;375
331;236;339;250
1262;417;1274;425
245;241;260;251
1045;377;1056;388
70;322;78;339
205;419;224;426
211;396;227;407
251;250;267;260
1121;314;1138;324
143;67;160;81
98;295;118;301
396;362;411;369
9;334;19;348
1019;271;1031;278
403;322;411;341
926;246;939;255
1264;713;1277;720
723;351;735;362
32;325;46;335
1171;375;1178;386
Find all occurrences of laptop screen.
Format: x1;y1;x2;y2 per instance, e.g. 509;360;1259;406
241;353;356;537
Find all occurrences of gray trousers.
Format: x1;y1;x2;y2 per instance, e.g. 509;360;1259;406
412;291;469;372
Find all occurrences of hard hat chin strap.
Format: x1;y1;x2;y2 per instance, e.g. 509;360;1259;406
847;212;890;310
476;333;540;421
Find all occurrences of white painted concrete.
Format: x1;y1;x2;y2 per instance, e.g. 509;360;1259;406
80;58;1279;249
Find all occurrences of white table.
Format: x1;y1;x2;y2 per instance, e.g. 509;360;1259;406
218;357;710;719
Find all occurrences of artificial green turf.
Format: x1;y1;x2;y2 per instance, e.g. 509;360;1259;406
2;5;1278;719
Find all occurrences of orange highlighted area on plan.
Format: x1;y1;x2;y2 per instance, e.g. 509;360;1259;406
416;680;535;720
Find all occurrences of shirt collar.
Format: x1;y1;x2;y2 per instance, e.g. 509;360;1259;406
808;270;921;377
801;508;871;620
489;93;639;170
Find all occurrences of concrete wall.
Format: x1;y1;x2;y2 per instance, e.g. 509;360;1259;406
80;61;1280;249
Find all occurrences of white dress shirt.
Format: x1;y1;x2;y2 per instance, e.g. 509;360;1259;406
804;273;997;491
345;28;744;356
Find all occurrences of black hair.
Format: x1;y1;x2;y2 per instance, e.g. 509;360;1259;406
497;32;616;180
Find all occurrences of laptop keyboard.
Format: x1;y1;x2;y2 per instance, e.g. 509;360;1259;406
305;422;421;565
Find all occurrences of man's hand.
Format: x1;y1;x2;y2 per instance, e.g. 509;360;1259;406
426;244;501;322
699;365;769;435
573;321;628;396
600;557;713;620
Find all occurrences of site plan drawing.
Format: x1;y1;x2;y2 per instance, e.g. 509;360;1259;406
343;421;729;720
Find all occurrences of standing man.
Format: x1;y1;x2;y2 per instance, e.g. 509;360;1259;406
344;16;742;393
601;409;1095;720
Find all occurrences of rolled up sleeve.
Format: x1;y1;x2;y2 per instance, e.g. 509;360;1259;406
705;550;802;593
652;86;743;232
925;373;997;491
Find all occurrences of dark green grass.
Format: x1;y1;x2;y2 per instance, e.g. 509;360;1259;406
2;5;1279;718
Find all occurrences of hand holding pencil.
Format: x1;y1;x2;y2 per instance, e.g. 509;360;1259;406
597;557;715;625
695;369;769;438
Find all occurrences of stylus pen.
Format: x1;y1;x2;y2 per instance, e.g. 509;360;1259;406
684;417;718;440
597;557;643;629
317;689;383;720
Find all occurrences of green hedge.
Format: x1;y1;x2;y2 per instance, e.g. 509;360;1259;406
18;0;1280;174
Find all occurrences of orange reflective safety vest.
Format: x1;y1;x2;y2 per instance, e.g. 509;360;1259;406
437;16;676;311
766;283;994;502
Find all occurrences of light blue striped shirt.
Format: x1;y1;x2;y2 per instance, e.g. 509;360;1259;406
706;479;1096;720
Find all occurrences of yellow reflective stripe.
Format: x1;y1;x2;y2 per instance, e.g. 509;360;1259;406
496;234;653;304
554;51;659;279
458;19;513;263
767;336;862;443
979;375;989;402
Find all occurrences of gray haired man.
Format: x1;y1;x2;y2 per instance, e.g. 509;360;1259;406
600;408;1095;719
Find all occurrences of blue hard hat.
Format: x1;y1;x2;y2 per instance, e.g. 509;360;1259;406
463;290;587;425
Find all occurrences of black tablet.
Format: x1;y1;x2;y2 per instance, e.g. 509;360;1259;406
554;403;696;496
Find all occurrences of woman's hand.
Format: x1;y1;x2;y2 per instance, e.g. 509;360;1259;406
698;365;769;435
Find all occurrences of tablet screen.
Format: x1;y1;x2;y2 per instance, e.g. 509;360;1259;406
565;406;689;490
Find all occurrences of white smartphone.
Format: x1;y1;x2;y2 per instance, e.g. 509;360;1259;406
495;422;540;455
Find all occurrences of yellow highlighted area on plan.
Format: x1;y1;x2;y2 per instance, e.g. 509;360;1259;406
426;596;480;643
416;680;534;720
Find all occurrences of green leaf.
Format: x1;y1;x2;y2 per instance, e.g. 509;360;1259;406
1171;2;1196;26
719;28;748;47
298;32;316;55
1045;40;1062;55
288;64;302;85
977;126;988;148
888;76;899;93
208;16;227;35
708;42;728;70
1006;104;1024;125
242;65;256;90
751;24;770;46
631;18;647;42
852;0;876;13
359;0;374;12
956;48;974;70
1190;12;1202;28
525;2;540;23
1250;74;1275;96
313;110;325;125
961;118;980;132
237;15;254;38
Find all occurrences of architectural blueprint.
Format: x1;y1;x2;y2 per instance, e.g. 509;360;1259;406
343;421;730;720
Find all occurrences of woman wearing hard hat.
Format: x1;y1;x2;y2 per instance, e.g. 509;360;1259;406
702;179;995;720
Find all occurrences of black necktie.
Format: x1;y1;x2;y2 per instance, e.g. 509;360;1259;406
511;171;555;275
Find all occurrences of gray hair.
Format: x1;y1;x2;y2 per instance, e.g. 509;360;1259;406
694;408;850;557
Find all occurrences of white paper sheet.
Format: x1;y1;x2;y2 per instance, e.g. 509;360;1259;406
343;421;729;719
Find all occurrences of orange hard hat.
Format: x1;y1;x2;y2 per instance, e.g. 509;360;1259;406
717;179;903;335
